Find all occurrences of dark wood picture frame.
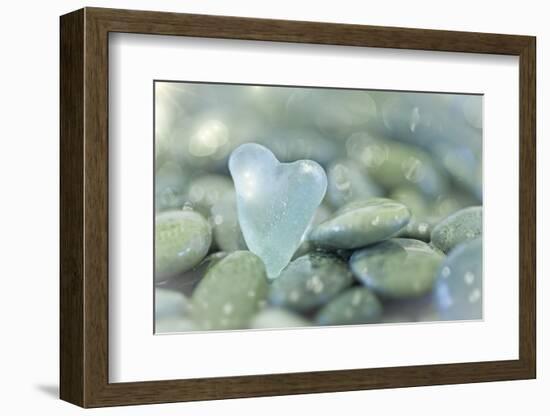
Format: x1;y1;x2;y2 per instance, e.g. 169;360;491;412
60;7;536;408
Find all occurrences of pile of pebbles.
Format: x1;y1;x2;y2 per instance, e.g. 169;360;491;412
154;83;483;333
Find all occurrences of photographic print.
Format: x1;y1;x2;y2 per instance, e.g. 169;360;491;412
154;81;483;333
60;9;535;406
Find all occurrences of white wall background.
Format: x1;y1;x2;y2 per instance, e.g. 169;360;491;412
0;0;545;414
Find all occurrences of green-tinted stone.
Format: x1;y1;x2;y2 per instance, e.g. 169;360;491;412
315;287;383;326
190;251;269;330
268;252;353;313
250;308;310;329
293;204;332;259
155;210;212;281
210;191;247;252
431;206;482;253
389;187;435;241
397;216;437;242
185;174;234;217
390;188;478;242
160;252;228;296
346;132;448;197
326;159;382;209
434;237;482;320
309;198;410;250
350;238;445;299
155;288;189;319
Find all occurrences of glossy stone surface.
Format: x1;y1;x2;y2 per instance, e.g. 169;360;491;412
315;287;383;326
390;187;435;241
398;217;437;242
159;251;229;296
229;143;327;278
309;198;410;250
191;251;269;330
249;308;310;329
350;238;445;299
268;252;353;313
434;237;482;320
155;210;212;281
431;206;482;253
292;204;332;259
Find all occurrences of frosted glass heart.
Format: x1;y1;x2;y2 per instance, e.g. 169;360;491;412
229;143;328;278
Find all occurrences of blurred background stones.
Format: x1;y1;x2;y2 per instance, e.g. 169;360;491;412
154;81;483;333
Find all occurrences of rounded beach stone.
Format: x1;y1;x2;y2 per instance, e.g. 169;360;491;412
430;206;482;253
210;191;247;252
398;216;437;242
350;238;445;299
155;288;189;319
159;251;228;296
390;187;435;241
155;210;212;281
315;287;383;326
434;237;482;320
346;132;448;197
309;198;410;250
268;252;353;313
190;251;269;330
293;204;332;259
249;308;310;329
326;159;382;209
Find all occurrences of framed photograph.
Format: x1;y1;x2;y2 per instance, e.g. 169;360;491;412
60;7;536;408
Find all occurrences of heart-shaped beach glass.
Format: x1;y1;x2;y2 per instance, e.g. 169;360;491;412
229;143;327;278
